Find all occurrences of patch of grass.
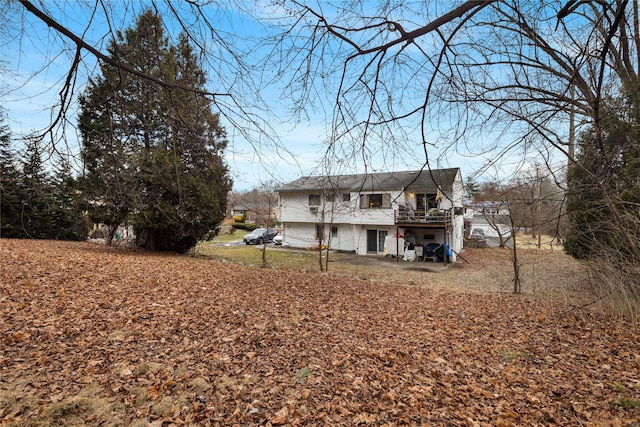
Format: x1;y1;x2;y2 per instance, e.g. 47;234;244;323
287;309;305;327
499;350;529;362
611;398;640;409
514;233;562;250
41;397;94;423
3;385;123;427
209;231;243;244
296;367;311;378
196;243;317;270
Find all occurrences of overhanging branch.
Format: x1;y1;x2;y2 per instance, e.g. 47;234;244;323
19;0;231;99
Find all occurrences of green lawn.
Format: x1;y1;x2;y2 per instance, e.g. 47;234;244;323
210;229;244;244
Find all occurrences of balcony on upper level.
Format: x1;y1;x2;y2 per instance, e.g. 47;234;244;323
394;207;451;226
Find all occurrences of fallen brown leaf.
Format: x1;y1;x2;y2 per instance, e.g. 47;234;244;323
0;239;638;426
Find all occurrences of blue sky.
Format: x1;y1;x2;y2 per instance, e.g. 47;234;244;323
1;1;566;191
1;1;326;189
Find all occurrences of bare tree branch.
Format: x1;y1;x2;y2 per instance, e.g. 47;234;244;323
19;0;231;98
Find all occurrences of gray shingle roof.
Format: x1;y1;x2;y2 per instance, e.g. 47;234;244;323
278;168;459;193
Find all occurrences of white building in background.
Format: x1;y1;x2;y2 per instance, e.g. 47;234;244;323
464;200;513;241
277;168;465;261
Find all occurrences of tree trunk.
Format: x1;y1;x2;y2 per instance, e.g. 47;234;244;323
106;225;118;246
261;244;267;268
511;232;521;294
146;229;157;251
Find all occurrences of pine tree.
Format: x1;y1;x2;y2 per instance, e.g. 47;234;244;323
0;109;24;238
464;176;480;200
19;139;54;239
78;71;135;244
79;10;231;253
565;94;640;260
50;157;87;241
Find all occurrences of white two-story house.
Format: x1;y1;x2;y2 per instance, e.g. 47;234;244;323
277;168;465;260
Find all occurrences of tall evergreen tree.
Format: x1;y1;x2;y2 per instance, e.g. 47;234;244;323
0;109;24;238
566;93;640;260
79;11;231;253
19;139;54;239
1;107;85;240
464;176;480;200
50;157;87;241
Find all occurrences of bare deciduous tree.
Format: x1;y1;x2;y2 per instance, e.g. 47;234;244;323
254;181;279;268
7;1;637;177
4;0;282;157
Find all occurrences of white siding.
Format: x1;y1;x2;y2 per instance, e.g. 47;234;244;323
327;224;354;252
452;170;464;208
450;216;464;261
353;226;396;256
281;223;317;249
279;190;403;227
279;191;358;224
278;176;465;257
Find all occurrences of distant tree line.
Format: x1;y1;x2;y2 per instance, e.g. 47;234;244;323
2;11;232;254
0;111;87;241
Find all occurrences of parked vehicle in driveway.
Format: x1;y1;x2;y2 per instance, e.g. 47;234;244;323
243;228;277;245
273;234;283;245
470;228;485;239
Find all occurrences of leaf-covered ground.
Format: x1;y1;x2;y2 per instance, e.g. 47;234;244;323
1;239;639;426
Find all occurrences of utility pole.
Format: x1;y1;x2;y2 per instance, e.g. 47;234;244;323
536;165;542;249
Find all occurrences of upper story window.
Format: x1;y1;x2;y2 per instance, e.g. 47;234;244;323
360;193;391;209
309;194;321;206
416;193;438;210
342;193;351;202
326;193;335;203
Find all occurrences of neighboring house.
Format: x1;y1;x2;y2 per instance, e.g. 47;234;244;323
277;168;465;261
464;200;512;243
230;204;260;223
231;205;250;218
465;200;510;217
230;200;278;225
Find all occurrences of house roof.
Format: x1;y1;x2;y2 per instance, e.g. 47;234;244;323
278;168;460;193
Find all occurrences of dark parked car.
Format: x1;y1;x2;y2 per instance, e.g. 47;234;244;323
243;228;277;245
